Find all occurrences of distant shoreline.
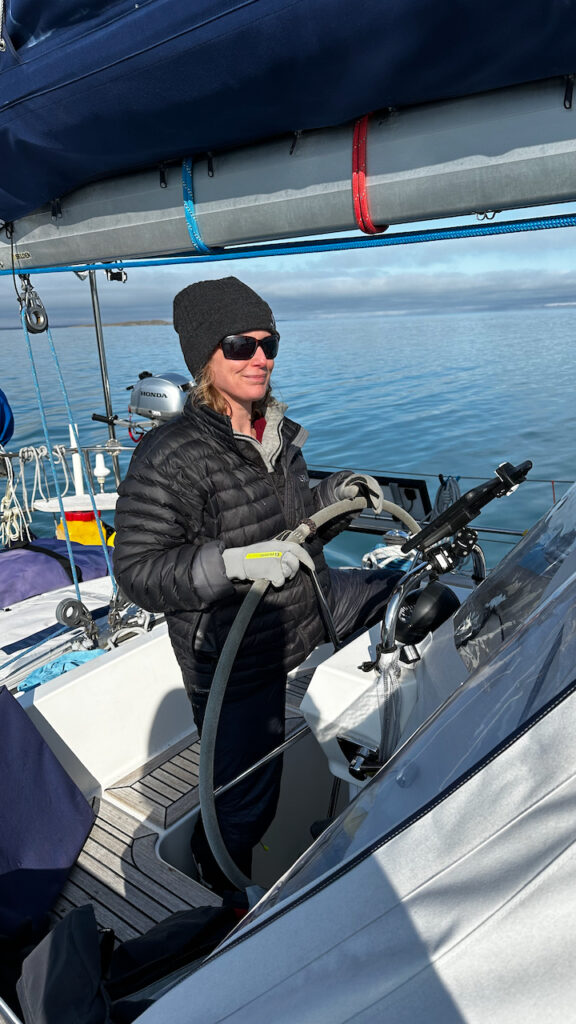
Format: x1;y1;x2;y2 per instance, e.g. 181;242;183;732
71;319;172;327
0;320;173;330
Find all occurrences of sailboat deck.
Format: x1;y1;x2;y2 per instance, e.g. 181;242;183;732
52;799;220;943
51;669;314;942
106;734;203;830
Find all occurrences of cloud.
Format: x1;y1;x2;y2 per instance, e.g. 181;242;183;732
3;220;576;329
250;264;576;317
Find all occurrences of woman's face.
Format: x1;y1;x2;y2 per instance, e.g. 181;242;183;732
208;330;275;411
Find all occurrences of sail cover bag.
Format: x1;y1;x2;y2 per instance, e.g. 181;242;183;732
0;539;109;607
0;686;95;936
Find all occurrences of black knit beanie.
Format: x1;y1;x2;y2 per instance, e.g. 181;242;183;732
173;277;277;379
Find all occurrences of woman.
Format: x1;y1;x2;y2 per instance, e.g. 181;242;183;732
113;276;399;897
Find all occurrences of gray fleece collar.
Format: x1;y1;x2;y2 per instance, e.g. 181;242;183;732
233;396;308;471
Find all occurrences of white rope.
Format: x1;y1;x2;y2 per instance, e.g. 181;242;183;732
0;444;74;546
11;452;32;525
19;445;50;506
1;448;32;546
52;444;71;497
36;445;50;502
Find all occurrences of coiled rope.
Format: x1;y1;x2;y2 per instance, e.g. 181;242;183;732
430;474;461;518
0;448;32;546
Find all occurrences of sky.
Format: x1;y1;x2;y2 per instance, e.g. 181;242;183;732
2;204;576;330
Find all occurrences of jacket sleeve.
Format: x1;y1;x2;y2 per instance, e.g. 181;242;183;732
113;446;235;614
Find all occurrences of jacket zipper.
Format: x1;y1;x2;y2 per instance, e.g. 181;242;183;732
282;443;304;526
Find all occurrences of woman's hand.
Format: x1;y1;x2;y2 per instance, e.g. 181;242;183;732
333;473;384;513
222;540;314;587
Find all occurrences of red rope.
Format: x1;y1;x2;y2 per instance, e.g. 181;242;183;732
352;114;387;235
128;420;146;443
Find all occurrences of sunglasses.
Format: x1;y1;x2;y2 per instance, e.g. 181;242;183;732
220;333;280;360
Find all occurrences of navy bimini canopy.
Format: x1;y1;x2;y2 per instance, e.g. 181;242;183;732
1;0;576;223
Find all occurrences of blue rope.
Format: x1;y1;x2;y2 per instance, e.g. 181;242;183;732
3;210;576;276
43;326;117;589
182;158;212;254
20;310;83;602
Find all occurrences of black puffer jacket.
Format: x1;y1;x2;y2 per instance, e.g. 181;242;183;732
113;397;351;698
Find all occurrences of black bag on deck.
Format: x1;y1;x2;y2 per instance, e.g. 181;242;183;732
16;905;113;1024
16;903;236;1024
106;905;236;1002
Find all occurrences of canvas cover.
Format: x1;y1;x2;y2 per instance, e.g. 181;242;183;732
137;487;576;1021
0;686;95;937
138;684;576;1022
1;0;576;222
0;538;109;607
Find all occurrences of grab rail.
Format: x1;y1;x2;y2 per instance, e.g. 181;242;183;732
212;723;311;801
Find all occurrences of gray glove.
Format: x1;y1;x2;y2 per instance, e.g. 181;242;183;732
222;540;315;588
333;473;384;513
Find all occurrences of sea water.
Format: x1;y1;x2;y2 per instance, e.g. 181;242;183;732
1;308;574;565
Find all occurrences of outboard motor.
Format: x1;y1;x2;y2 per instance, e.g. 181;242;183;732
127;371;191;421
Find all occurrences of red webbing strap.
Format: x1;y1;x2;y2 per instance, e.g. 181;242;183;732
352;114;388;235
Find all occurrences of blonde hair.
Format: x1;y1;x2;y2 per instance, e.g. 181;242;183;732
193;360;272;420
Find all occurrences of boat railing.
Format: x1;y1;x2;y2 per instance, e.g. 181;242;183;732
0;441;131;541
2;448;571;565
311;466;574;570
312;465;572;509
